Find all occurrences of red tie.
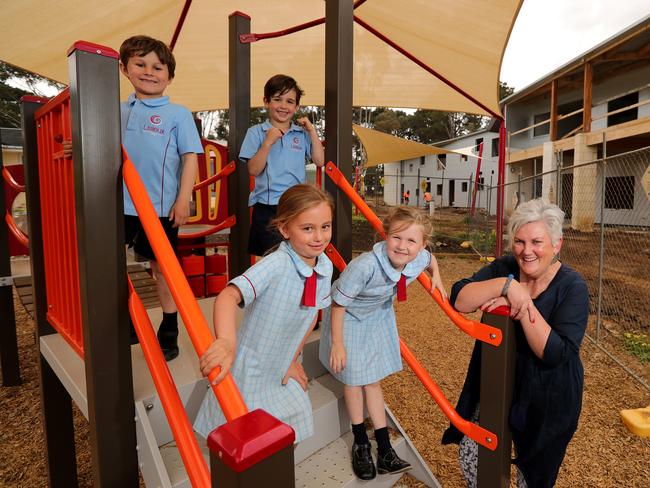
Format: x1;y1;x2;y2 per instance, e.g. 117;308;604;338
302;273;317;307
397;275;407;302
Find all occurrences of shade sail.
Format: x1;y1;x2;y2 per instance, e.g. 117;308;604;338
353;124;453;167
1;0;521;116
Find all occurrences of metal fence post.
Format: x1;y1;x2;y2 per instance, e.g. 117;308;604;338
477;307;516;488
0;128;21;386
596;135;607;343
209;409;295;487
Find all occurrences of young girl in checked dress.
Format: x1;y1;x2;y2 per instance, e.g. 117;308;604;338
319;206;446;480
193;184;334;443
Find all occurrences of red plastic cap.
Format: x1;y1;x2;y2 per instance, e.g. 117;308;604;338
207;409;295;473
489;305;511;317
67;41;119;59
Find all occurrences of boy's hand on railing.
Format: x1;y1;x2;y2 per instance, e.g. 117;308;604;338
62;140;73;159
200;338;235;385
296;116;316;135
282;360;308;391
169;199;190;228
329;342;347;374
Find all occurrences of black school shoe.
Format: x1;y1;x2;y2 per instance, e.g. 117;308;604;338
157;327;179;361
376;447;411;475
351;443;376;480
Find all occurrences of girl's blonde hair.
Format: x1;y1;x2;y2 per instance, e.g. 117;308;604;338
271;184;335;231
382;206;433;244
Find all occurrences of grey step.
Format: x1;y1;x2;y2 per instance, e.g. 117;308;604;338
303;328;328;379
296;430;409;488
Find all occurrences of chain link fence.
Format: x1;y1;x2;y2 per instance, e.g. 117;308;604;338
360;146;650;388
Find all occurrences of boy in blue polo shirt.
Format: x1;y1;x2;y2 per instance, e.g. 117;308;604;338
119;35;203;360
67;35;203;361
240;74;325;256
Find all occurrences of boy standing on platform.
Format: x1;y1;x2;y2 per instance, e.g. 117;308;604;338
240;74;325;257
119;36;203;361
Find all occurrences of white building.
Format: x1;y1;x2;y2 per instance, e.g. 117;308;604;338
382;121;500;214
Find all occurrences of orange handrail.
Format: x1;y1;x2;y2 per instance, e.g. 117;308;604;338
122;147;248;421
5;210;29;247
128;277;211;487
179;215;236;240
324;243;497;450
324;161;502;347
192;161;236;192
2;167;25;192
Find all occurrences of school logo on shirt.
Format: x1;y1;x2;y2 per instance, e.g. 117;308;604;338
144;114;165;135
291;136;303;151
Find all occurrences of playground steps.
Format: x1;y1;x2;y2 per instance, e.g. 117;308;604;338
39;297;439;487
11;263;160;319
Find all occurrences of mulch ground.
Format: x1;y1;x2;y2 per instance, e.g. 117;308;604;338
2;255;649;487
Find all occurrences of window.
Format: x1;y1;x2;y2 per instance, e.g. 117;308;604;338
491;138;499;157
478;177;485;190
461;154;468;162
437;155;446;170
409;163;414;171
475;138;483;153
608;92;638;127
533;112;550;136
461;182;468;192
605;176;634;209
436;184;443;196
420;156;426;165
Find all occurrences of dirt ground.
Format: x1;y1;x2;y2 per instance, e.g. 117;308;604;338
2;250;649;487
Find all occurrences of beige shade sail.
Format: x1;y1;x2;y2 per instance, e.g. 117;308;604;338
353;124;454;167
0;0;521;116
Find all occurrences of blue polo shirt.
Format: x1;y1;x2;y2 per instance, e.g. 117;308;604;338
239;120;313;206
121;94;203;217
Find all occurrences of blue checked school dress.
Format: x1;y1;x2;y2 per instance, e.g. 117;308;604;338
194;241;333;442
319;241;430;386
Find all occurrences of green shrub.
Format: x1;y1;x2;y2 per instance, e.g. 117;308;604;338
622;332;650;364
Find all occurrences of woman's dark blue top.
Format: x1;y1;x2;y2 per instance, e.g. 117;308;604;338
441;255;589;488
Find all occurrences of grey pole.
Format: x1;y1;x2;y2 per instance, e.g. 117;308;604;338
22;95;79;486
228;12;251;277
596;135;607;342
68;43;138;486
0;128;21;385
324;0;353;265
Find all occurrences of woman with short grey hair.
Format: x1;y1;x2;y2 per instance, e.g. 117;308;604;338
442;199;589;488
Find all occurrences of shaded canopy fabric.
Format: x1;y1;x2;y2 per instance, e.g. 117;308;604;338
1;0;521;116
353;124;454;167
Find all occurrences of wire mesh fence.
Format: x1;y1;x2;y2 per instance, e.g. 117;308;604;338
360;146;650;387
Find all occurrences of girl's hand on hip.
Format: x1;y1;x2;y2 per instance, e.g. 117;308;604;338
282;360;308;391
200;338;235;385
330;342;347;374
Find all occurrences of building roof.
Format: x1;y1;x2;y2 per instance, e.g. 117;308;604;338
501;14;650;106
0;128;22;148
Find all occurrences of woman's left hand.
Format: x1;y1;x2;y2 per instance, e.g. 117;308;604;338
506;281;536;323
282;360;309;391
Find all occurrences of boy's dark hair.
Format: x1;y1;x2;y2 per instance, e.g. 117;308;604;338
120;35;176;79
264;74;304;104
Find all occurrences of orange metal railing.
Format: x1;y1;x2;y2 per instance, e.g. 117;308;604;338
179;215;236;240
324;161;502;347
192;161;236;192
122;147;247;422
34;88;84;357
2;167;25;192
4;211;28;247
128;277;210;487
324;243;497;450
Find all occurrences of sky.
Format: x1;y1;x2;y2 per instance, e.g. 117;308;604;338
501;0;650;91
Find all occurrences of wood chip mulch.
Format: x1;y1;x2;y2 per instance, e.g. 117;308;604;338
2;257;649;487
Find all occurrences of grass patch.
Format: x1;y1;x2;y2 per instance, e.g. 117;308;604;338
622;332;650;364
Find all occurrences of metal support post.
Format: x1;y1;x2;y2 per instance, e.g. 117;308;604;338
22;96;79;486
228;11;252;276
596;135;607;342
477;308;516;488
324;0;354;266
68;42;138;486
0;128;21;385
209;409;295;487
